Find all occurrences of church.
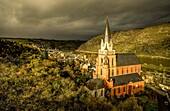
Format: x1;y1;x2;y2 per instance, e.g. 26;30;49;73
86;19;144;97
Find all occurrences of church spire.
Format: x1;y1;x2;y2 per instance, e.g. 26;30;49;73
104;17;111;42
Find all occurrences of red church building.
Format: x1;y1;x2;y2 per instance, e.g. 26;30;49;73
87;18;144;97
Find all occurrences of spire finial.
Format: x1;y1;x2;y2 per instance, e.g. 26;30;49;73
106;16;108;20
104;17;111;42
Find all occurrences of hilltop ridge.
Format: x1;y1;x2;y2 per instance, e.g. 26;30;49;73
77;23;170;57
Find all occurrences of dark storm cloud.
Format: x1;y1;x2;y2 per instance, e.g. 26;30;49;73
0;0;170;40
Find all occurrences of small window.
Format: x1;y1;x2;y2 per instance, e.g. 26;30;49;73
127;67;128;73
117;69;119;74
101;69;102;75
122;68;124;74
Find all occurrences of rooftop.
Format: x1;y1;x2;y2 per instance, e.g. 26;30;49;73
109;73;143;86
116;53;140;66
86;78;105;90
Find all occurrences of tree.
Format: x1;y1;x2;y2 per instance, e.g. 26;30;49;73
117;97;143;111
41;50;48;60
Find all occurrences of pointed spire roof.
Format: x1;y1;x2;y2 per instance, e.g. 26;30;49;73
104;17;111;39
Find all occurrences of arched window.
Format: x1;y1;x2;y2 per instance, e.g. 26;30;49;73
112;69;114;76
101;89;103;96
118;87;120;93
112;58;114;65
126;67;128;74
114;88;116;95
131;67;133;72
104;56;109;65
95;91;97;97
101;58;103;63
123;86;125;92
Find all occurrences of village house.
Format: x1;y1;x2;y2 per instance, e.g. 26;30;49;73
87;18;144;98
86;78;105;98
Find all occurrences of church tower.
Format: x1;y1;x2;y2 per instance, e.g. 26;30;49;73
94;18;117;79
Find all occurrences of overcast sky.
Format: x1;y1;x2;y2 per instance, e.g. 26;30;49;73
0;0;170;40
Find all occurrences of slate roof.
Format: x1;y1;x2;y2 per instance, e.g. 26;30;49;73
86;78;105;90
116;53;140;66
109;73;143;86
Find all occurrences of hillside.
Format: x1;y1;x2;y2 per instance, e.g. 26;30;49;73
1;38;86;51
0;39;40;65
77;23;170;57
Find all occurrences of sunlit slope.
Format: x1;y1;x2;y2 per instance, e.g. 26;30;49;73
77;23;170;57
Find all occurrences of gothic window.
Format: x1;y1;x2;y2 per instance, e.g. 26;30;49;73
123;86;125;92
95;91;97;97
101;89;103;96
126;67;128;74
101;58;103;63
114;88;116;95
112;58;114;66
118;87;120;93
104;56;109;65
135;67;137;72
112;69;114;76
136;67;138;72
131;67;133;72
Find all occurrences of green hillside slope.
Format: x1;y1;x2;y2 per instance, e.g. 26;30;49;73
77;23;170;57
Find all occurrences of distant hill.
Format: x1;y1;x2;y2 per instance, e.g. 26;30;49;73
0;38;86;51
77;23;170;57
